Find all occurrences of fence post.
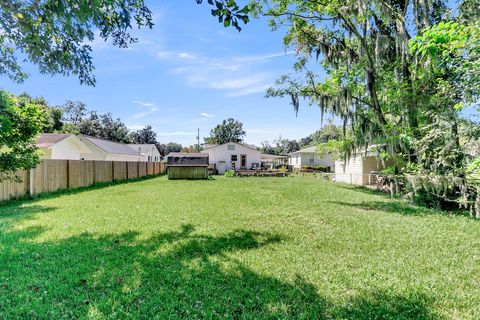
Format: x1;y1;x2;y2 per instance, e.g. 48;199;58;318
92;161;96;185
66;160;70;189
29;168;34;196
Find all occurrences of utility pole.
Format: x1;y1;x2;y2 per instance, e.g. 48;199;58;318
196;128;200;152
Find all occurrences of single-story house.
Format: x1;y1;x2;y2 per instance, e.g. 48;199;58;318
334;147;386;186
288;146;335;171
37;134;142;162
128;144;162;162
37;134;95;160
261;154;289;168
203;142;262;174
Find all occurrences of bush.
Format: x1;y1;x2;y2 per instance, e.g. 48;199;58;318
301;166;330;173
224;169;236;177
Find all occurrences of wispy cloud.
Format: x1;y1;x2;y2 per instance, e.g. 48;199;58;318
132;100;155;107
156;50;294;97
130;100;158;120
192;112;215;123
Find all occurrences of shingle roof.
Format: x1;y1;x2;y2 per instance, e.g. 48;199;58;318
81;135;139;156
203;142;258;151
288;146;317;155
36;134;71;148
127;144;159;154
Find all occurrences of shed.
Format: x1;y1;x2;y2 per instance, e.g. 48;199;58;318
167;153;209;179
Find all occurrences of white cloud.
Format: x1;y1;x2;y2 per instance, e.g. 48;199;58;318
155;50;294;96
178;52;198;60
200;112;214;118
130;101;158;120
132;100;155;107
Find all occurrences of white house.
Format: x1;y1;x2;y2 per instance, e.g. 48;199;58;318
36;134;142;162
203;142;262;174
260;154;289;168
37;134;95;160
288;146;335;171
128;144;162;162
334;147;386;186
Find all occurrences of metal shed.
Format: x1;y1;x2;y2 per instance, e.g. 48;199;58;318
167;153;209;180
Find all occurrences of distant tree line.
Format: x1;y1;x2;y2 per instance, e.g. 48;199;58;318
260;119;342;155
20;93;183;156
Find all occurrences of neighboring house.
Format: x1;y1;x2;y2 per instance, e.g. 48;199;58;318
203;142;262;174
36;134;142;161
78;135;141;161
37;134;96;160
261;154;289;168
334;147;386;186
128;144;162;162
288;146;335;171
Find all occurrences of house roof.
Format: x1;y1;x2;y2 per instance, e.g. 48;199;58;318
36;134;71;148
168;152;209;158
261;153;289;159
288;146;317;155
128;144;159;154
203;142;258;151
81;135;139;156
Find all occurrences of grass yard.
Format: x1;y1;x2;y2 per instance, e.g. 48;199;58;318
1;175;479;319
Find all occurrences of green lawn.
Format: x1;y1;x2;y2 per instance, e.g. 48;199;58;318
1;175;479;319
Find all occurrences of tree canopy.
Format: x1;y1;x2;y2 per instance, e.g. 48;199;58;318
205;118;246;145
254;0;479;212
0;0;248;85
0;90;45;179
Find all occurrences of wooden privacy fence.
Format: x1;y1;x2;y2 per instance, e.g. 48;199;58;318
0;160;166;202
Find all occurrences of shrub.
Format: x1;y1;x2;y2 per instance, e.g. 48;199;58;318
301;166;330;173
224;169;236;177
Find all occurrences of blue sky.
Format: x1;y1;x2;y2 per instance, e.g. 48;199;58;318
0;1;326;147
1;1;475;146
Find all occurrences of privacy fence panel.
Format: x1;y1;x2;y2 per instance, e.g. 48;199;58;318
0;170;29;202
147;162;154;175
139;162;147;177
0;160;166;202
95;161;113;183
113;162;127;181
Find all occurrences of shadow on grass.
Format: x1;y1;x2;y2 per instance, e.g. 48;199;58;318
0;220;441;318
334;183;390;197
328;200;440;217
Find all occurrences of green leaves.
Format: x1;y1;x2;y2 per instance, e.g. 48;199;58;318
0;0;250;86
0;90;45;179
198;0;250;31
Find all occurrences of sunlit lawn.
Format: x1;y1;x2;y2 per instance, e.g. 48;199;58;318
1;175;479;319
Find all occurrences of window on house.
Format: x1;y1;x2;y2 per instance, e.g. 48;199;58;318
309;155;315;163
227;144;235;151
148;156;151;161
231;155;238;162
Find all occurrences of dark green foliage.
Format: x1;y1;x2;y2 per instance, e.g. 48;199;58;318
0;90;45;178
197;0;250;31
205;118;246;145
0;1;249;85
301;165;330;173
